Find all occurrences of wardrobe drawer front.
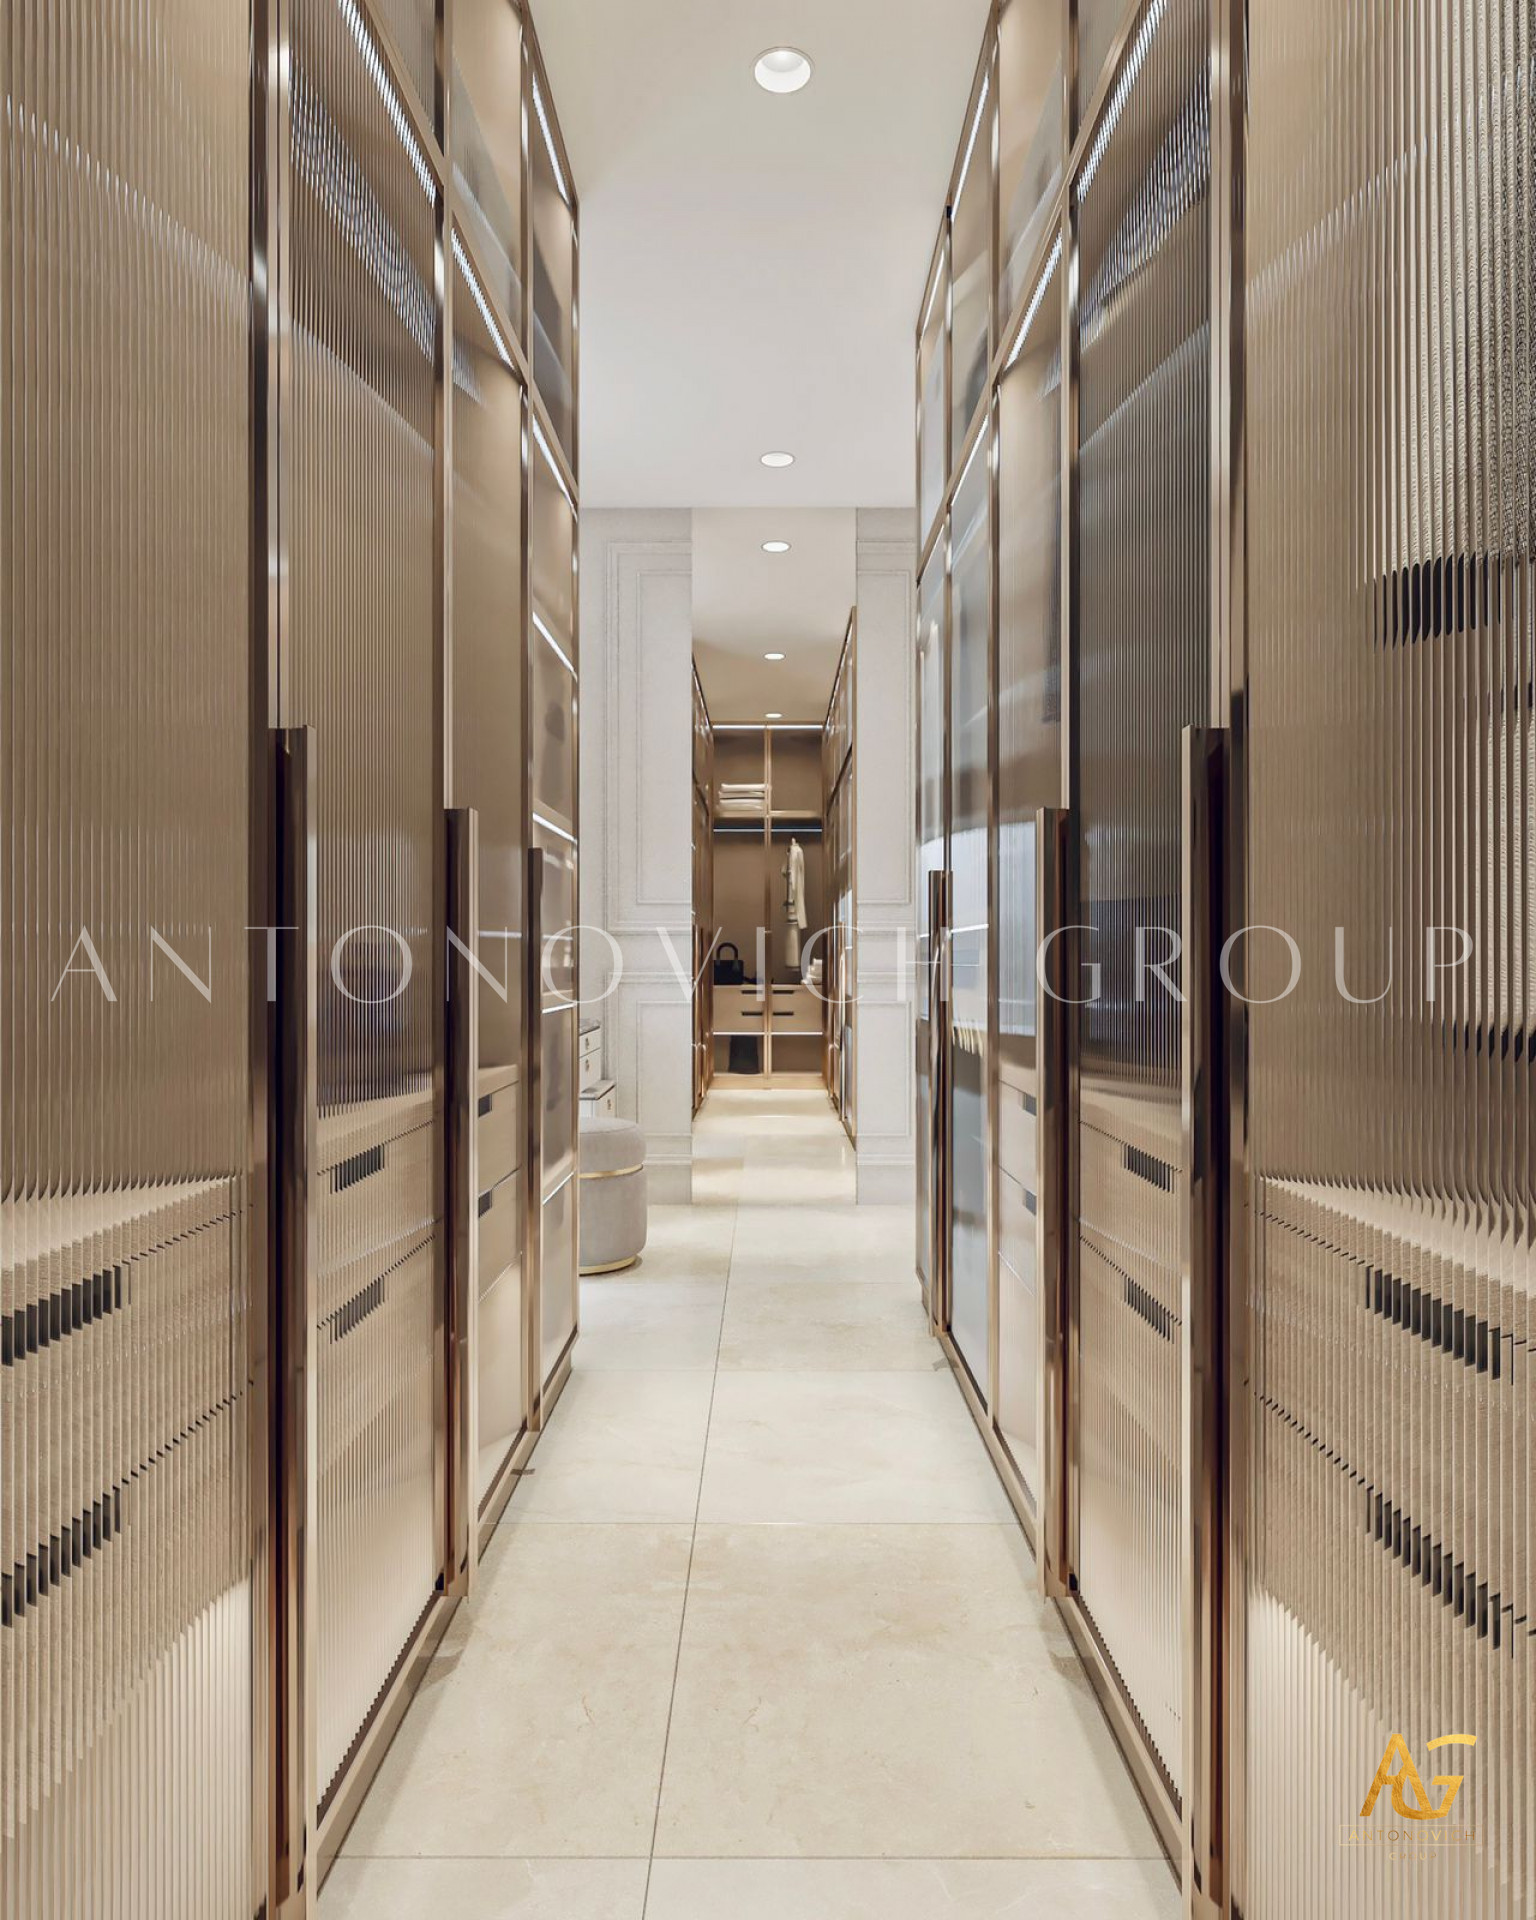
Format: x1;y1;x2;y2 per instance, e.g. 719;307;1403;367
769;985;822;1034
477;1170;520;1285
716;985;766;1030
998;1081;1037;1188
477;1077;522;1192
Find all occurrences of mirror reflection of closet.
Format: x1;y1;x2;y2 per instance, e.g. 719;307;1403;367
690;508;857;1100
708;727;826;1081
711;728;770;1078
767;730;826;1079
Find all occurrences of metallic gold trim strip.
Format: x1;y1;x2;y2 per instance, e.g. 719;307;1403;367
1180;727;1224;1920
445;807;479;1602
275;724;319;1916
1035;806;1070;1601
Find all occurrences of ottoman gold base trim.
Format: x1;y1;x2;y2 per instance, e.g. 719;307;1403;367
580;1253;641;1276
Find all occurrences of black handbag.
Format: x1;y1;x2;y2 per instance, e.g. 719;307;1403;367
714;940;745;986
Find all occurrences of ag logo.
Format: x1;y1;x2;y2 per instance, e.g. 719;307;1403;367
1360;1735;1476;1822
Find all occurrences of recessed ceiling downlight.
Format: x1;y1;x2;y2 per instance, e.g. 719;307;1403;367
766;712;784;721
762;540;791;554
753;47;812;94
764;651;786;661
760;450;795;469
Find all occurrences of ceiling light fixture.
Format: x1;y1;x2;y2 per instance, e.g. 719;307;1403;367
762;540;791;554
766;712;784;721
764;651;786;661
760;450;794;469
753;46;812;94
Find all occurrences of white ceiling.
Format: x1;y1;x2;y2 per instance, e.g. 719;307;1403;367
692;509;855;723
535;0;990;510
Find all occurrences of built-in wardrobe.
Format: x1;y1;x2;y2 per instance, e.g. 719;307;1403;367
692;635;860;1110
691;667;716;1114
0;1;580;1913
918;3;1534;1917
823;616;857;1140
708;726;829;1080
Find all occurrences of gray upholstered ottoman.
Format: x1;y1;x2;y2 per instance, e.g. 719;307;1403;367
578;1116;648;1274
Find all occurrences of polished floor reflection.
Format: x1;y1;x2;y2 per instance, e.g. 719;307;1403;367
322;1086;1175;1918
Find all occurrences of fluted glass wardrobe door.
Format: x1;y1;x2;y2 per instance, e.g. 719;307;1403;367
915;561;947;1307
994;239;1063;1500
529;65;577;466
1071;0;1210;1801
917;249;948;556
996;0;1062;329
946;433;993;1396
453;0;524;334
949;81;993;465
450;247;528;1505
530;426;578;1382
286;0;444;1803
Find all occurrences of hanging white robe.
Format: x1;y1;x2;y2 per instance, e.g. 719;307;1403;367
785;838;808;970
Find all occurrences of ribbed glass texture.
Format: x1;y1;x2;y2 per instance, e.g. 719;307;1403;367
1077;0;1135;120
1243;2;1533;1911
997;0;1063;326
1072;0;1210;1799
950;85;994;467
947;435;993;1395
529;420;577;1377
997;248;1064;1053
918;256;949;555
454;0;524;338
915;562;946;1296
371;0;436;127
287;0;442;1801
0;0;257;1912
452;258;526;1080
530;79;576;466
451;253;528;1501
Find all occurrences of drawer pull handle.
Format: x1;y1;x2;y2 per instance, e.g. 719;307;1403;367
333;1144;385;1194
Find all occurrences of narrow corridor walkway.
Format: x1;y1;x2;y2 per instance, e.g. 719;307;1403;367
324;1087;1176;1919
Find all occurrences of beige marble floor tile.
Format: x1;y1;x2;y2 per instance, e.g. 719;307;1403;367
686;1158;744;1207
731;1162;857;1207
343;1524;690;1859
698;1371;1014;1524
322;1857;648;1919
737;1131;855;1163
717;1282;940;1372
654;1525;1165;1861
729;1202;915;1248
726;1244;922;1287
726;1205;917;1284
644;1858;1179;1919
509;1369;714;1522
625;1241;736;1283
577;1281;725;1371
643;1203;738;1253
621;1205;736;1281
